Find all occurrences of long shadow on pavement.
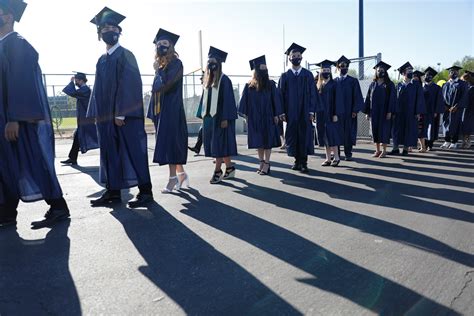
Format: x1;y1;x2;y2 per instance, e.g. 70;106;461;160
179;188;459;315
110;202;301;315
0;220;81;315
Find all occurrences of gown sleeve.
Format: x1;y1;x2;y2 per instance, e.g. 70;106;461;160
352;78;364;113
115;50;144;118
238;84;249;118
219;75;238;121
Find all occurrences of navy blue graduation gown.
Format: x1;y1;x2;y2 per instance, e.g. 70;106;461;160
442;79;469;139
462;85;474;135
393;81;426;147
238;81;283;149
316;80;344;147
147;58;188;165
87;46;151;190
423;82;445;141
335;75;364;146
63;82;99;153
197;75;238;158
363;81;397;144
278;69;319;157
0;33;63;202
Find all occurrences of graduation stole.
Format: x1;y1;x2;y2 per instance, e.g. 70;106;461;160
201;74;223;118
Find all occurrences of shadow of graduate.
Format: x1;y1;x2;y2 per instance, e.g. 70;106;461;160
178;188;459;315
109;201;301;315
0;220;81;315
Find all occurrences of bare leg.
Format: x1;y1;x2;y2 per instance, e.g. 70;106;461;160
332;146;340;161
257;149;264;171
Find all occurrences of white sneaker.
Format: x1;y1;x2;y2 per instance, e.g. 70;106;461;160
440;142;450;148
448;143;458;149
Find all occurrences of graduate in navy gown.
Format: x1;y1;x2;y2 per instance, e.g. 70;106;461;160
440;65;469;149
315;60;344;166
0;0;69;229
147;29;189;193
413;70;428;152
238;55;283;175
363;61;397;158
422;67;445;151
87;7;153;208
278;43;318;173
334;55;364;161
461;71;474;149
391;62;426;156
197;46;238;184
61;72;98;165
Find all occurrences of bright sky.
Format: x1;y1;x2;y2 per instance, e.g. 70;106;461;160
13;0;474;83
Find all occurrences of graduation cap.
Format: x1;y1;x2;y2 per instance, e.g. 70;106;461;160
285;43;306;55
90;7;125;33
336;55;351;66
208;46;228;63
249;55;266;71
413;70;424;78
397;62;413;73
373;61;391;70
73;72;87;82
423;67;438;77
0;0;27;22
316;59;335;68
153;28;180;45
446;65;462;71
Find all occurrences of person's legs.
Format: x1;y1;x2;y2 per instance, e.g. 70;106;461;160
260;149;272;174
257;148;265;172
61;131;79;164
0;198;19;227
162;164;178;192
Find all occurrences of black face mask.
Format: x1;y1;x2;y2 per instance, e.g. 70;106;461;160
208;62;218;72
157;45;169;57
425;75;433;83
450;72;458;80
322;73;330;79
340;68;348;76
406;72;414;80
102;31;119;45
290;57;302;66
377;71;385;78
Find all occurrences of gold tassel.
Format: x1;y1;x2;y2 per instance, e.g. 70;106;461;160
154;92;161;115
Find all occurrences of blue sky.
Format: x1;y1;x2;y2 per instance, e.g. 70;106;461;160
13;0;473;83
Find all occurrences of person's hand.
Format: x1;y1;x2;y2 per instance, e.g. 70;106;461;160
70;76;75;82
5;122;19;142
280;114;287;122
310;114;315;122
332;115;338;123
274;116;279;124
115;118;126;126
434;113;438;118
221;120;228;128
386;113;392;120
352;112;357;118
365;114;370;121
451;107;458;113
416;114;421;120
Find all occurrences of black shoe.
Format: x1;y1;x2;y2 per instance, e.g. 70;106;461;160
188;146;200;154
402;149;409;156
0;216;17;228
128;193;154;208
300;165;309;173
332;160;341;167
61;158;77;165
389;149;400;155
31;207;70;229
291;163;302;171
223;166;236;180
91;190;121;207
344;156;353;161
259;162;271;176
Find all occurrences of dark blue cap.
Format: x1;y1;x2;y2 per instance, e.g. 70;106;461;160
73;72;87;82
423;67;438;76
90;7;125;32
285;43;306;55
336;55;351;66
153;28;180;45
446;65;462;71
208;46;228;63
249;55;266;70
0;0;27;22
316;59;335;68
413;70;424;78
373;61;391;70
397;62;413;73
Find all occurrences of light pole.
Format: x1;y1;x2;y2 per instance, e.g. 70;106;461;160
359;0;364;80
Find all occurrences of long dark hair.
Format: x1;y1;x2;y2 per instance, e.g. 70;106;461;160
248;70;270;91
154;44;179;71
373;69;391;86
204;62;222;89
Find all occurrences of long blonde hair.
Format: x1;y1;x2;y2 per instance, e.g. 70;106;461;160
153;44;179;71
204;62;222;89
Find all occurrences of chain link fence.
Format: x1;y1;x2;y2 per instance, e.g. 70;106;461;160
43;55;380;138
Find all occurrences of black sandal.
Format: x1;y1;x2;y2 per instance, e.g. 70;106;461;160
210;170;223;184
257;160;265;173
223;166;236;179
259;162;271;176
